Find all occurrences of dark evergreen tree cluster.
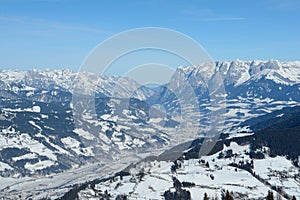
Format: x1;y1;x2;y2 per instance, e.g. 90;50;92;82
199;190;298;200
266;190;274;200
221;190;233;200
115;194;128;200
171;159;183;173
292;196;297;200
163;177;192;200
182;181;196;188
229;159;253;174
203;192;209;200
163;188;191;200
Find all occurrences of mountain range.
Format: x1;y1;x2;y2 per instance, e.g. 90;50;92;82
0;60;300;199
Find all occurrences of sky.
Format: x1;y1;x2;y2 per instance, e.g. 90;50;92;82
0;0;300;72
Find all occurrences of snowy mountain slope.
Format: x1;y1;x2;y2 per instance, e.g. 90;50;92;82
0;96;173;177
70;106;300;200
0;69;154;100
0;69;164;177
211;60;300;86
154;60;300;132
77;144;299;200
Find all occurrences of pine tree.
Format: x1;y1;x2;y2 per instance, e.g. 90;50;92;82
206;161;210;168
292;196;297;200
266;190;274;200
203;192;209;200
223;190;233;200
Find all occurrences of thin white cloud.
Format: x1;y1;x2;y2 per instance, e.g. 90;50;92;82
180;8;245;22
0;15;111;34
195;17;246;22
180;8;214;17
266;0;300;11
0;16;24;23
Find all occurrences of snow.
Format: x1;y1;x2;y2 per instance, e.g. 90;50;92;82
213;60;300;86
29;120;41;130
84;141;300;199
61;137;94;156
12;153;37;161
32;106;41;113
0;132;57;161
0;68;154;100
3;105;41;113
254;156;296;179
122;109;137;119
225;126;254;139
36;132;70;155
276;113;284;118
0;161;13;171
101;114;112;120
74;128;95;140
40;114;48;119
99;132;111;144
26;91;34;97
25;160;55;171
235;68;251;86
61;137;81;149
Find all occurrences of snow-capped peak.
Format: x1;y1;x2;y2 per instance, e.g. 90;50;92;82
0;69;154;100
175;60;300;88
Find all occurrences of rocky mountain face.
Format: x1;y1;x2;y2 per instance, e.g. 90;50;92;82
0;60;300;178
155;60;300;128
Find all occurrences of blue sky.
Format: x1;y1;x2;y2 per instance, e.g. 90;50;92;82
0;0;299;71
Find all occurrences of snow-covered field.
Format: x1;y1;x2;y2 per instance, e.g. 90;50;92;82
79;142;300;200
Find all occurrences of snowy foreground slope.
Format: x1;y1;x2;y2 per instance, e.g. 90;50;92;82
78;143;299;200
